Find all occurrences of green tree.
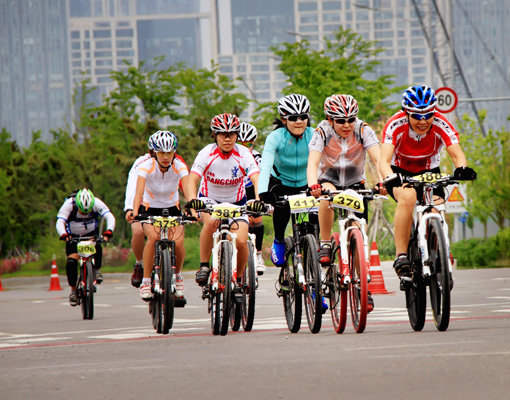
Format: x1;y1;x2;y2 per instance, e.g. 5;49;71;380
257;26;401;127
458;113;509;234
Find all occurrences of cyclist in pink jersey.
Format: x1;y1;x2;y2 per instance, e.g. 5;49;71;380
379;85;476;278
184;113;264;286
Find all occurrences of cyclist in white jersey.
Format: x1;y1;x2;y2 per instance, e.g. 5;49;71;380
184;113;264;286
237;122;266;275
56;188;115;306
308;94;384;313
130;131;195;300
123;132;157;288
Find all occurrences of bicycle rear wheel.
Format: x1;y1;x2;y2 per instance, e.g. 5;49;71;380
348;229;367;333
241;241;257;331
405;230;426;331
428;218;451;331
81;260;94;320
303;234;322;334
329;233;347;334
161;248;175;334
211;241;233;336
282;236;302;333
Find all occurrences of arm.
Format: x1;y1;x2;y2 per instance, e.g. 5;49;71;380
379;143;395;179
132;175;146;218
248;172;260;199
367;144;385;183
306;150;322;186
180;174;195;202
446;143;467;168
258;134;277;194
187;172;201;200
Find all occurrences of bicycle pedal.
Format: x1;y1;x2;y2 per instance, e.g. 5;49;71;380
174;297;187;308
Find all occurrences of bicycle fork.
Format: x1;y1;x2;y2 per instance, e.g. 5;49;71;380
211;229;238;292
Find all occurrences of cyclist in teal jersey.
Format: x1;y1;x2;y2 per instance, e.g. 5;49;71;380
258;94;316;266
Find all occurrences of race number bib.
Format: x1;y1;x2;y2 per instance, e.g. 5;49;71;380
331;190;364;213
153;216;180;228
414;172;449;183
77;241;96;257
288;194;319;214
211;205;242;219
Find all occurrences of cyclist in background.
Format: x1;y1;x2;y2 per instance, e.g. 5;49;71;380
379;85;476;278
123;132;157;288
237;122;266;275
130;131;195;301
258;94;316;267
185;113;264;286
307;94;384;312
56;188;115;306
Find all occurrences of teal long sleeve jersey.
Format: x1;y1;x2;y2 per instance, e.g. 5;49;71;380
258;126;315;193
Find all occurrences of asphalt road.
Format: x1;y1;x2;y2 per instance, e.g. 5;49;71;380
1;262;509;400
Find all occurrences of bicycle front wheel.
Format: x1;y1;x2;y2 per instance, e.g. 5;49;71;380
329;233;347;334
405;230;426;331
241;241;257;331
161;248;175;334
282;236;302;333
348;229;368;333
81;260;94;320
302;234;322;334
211;241;233;336
428;218;451;331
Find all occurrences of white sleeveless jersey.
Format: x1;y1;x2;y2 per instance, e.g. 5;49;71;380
137;156;189;208
191;143;259;203
124;153;153;211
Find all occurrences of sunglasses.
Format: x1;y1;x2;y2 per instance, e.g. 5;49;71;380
216;132;238;138
409;112;435;121
286;113;309;122
334;116;356;124
237;141;254;148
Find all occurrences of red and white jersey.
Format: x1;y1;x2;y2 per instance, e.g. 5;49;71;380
124;153;153;211
137;156;189;208
191;143;259;203
381;110;459;173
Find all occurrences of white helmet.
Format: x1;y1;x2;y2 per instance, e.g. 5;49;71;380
277;94;310;116
238;122;258;142
151;130;178;152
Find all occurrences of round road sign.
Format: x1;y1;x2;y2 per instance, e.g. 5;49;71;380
435;87;458;114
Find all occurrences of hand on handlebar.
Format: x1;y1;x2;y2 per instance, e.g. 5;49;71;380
102;229;113;242
454;166;477;181
184;199;205;211
308;183;322;198
373;182;387;195
59;233;70;242
383;173;403;191
246;200;266;213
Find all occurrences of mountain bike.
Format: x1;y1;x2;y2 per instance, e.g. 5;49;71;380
276;193;322;333
318;188;386;334
386;172;469;331
198;202;270;336
71;235;103;320
135;213;195;334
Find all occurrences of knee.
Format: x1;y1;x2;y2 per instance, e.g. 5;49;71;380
66;257;78;271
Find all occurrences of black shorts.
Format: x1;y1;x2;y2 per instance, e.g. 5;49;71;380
388;166;445;201
137;205;181;218
319;180;368;221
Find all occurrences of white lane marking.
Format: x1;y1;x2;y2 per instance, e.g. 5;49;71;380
488;296;510;300
491;309;510;313
344;340;483;351
9;337;72;343
370;351;510;359
32;300;46;304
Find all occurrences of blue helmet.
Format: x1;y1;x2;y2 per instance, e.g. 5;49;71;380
402;85;437;113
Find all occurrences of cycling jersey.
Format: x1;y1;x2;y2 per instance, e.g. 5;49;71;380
124;153;152;212
137;156;189;209
309;119;378;187
381;110;459;173
258;127;314;193
244;149;261;189
191;143;259;203
56;197;115;236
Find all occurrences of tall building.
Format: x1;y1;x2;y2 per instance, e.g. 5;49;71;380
0;0;70;147
1;0;508;146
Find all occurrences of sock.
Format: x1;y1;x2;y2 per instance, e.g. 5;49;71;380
142;278;151;285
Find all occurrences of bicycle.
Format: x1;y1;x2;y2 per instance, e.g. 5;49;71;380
197;202;270;336
135;213;195;334
71;235;103;320
275;192;322;333
318;188;386;334
385;172;467;332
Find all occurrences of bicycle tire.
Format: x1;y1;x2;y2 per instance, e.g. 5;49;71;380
211;241;233;336
427;218;451;331
282;236;302;333
230;301;241;332
241;241;257;331
303;233;322;334
329;233;347;334
161;248;175;334
405;229;426;331
81;260;94;320
348;229;367;333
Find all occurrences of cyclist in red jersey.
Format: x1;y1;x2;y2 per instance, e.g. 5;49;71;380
379;85;476;278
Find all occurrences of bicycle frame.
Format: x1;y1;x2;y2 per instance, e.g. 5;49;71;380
210;221;238;292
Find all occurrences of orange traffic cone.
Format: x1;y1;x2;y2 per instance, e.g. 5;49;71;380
48;255;63;291
368;242;393;294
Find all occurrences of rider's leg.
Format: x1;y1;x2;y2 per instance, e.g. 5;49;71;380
65;254;79;289
199;213;216;263
234;221;249;278
393;186;417;255
142;224;159;279
131;221;145;263
318;200;334;242
173;225;185;274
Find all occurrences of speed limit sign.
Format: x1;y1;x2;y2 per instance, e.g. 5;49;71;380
435;87;458;113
